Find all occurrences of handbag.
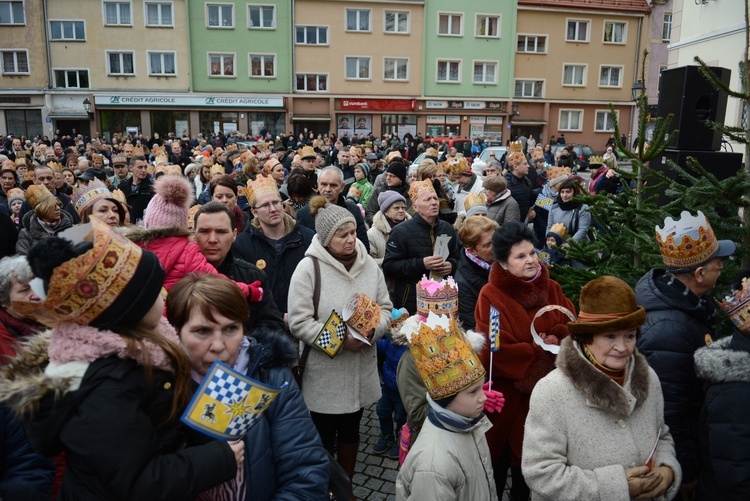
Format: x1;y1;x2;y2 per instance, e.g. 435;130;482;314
291;257;320;389
326;452;352;500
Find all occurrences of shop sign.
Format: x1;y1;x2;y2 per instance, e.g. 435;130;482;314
94;94;285;108
486;101;504;110
447;101;464;109
470;116;486;124
426;100;448;109
340;99;415;111
464;101;486;109
426;115;445;124
445;115;461;124
486;116;504;125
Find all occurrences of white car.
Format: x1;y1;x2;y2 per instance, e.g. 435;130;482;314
475;146;507;164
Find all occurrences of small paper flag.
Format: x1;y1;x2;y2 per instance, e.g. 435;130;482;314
313;310;347;358
182;360;287;440
489;305;501;352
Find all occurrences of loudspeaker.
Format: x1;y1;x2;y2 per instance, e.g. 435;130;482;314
657;66;731;151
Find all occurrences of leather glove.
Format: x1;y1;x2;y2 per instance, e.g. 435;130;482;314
482;382;505;413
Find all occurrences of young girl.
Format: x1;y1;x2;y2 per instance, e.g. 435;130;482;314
7;188;24;229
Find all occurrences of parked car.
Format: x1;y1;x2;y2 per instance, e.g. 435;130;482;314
476;146;508;164
550;144;596;171
409;150;448;168
428;137;473;162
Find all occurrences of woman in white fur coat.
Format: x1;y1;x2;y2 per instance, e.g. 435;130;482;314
367;190;410;266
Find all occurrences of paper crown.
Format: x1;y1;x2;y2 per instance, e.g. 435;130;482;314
91;153;103;161
133;145;145;157
210;164;225;178
154;154;168;167
405;312;486;401
1;159;15;172
417;275;459;319
508;140;523;153
718;278;750;335
408;179;436;202
300;145;316;160
506;151;528;168
152;145;166;157
72;180;113;216
226;143;238;153
12;219;145;327
347;186;362;201
656;210;735;271
200;155;213;167
547;166;572;184
47;161;63;173
246;174;279;205
548;223;567;240
342;293;382;335
167;165;182;176
25;184;55;208
530;148;545;161
464;192;487;212
213;147;224;156
588;155;605;166
263;157;281;173
7;187;25;203
187;203;202;230
15;157;27;166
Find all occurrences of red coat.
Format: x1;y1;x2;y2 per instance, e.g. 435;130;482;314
474;263;575;465
0;308;43;363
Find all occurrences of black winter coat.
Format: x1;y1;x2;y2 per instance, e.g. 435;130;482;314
504;172;534;220
0;406;54;500
635;269;715;483
454;251;490;330
118;176;155;224
382;213;460;313
295;195;370;253
18;191;78;230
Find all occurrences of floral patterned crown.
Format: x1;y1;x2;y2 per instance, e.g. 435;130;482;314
72;180;113;216
717;278;750;335
416;275;459;319
408;180;436;203
246;174;279;205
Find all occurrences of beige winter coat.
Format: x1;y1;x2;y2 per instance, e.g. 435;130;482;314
367;211;410;265
288;235;392;414
522;337;682;501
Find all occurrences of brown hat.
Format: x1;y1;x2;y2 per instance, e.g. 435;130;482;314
567;276;646;335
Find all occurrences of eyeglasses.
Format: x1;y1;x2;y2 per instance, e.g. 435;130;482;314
254;200;282;211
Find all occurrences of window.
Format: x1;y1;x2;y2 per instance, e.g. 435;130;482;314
148;51;176;75
603;21;626;44
54;69;89;88
295;26;328;45
559;110;583;131
104;2;131;25
476;14;499;37
0;1;24;24
346;9;370;32
595;110;617;132
473;61;496;84
662;13;672;42
1;50;28;74
384;10;409;34
50;21;85;41
295;73;327;92
599;66;622;87
438;13;462;36
437;60;461;83
248;5;274;29
249;54;275;77
107;51;134;75
514;79;544;98
384;57;408;81
345;57;370;80
566;19;589;42
145;2;173;26
206;3;233;28
517;35;546;53
562;64;586;86
208;53;235;77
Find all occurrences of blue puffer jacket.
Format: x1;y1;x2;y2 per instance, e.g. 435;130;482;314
0;405;54;499
377;335;408;393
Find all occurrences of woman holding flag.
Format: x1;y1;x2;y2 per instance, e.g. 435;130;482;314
475;220;575;500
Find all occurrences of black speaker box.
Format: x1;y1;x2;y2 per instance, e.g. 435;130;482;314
657;66;731;151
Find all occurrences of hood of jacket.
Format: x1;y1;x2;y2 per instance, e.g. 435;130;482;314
635;269;712;321
488;189;512;206
246;326;298;372
120;224;191;245
249;212;298;238
694;334;750;384
556;336;650;419
372;210;410;236
305;234;369;278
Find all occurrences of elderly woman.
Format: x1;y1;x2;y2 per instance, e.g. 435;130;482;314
545;178;591;244
484;176;520;226
523;276;681;501
0;256;42;361
167;274;329;500
367;191;409;266
455;216;499;330
16;185;74;255
474;220;575;500
288;196;392;489
72;180;127;227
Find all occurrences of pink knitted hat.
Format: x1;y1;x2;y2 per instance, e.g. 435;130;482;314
143;175;194;229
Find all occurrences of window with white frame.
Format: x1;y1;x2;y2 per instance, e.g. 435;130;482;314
54;69;89;88
662;13;672;42
248;5;274;29
514;79;543;98
566;19;588;42
295;73;327;92
559;110;582;131
346;9;370;32
473;61;496;84
208;53;234;76
345;57;370;80
438;13;462;36
599;66;622;87
295;26;328;45
1;50;28;74
206;3;233;28
517;35;546;53
563;64;586;86
384;57;408;81
603;21;626;43
249;54;275;77
103;2;131;25
595;110;617;132
107;51;134;75
437;60;461;83
0;1;24;24
148;51;175;75
145;2;172;26
384;10;409;34
476;14;499;37
50;21;85;41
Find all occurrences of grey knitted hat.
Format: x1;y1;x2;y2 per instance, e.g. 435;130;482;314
310;196;356;247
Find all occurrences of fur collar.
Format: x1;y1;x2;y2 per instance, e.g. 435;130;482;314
250;212;297;237
695;335;750;384
372;210;410;235
556;337;650;419
119;224;191;244
487;262;550;310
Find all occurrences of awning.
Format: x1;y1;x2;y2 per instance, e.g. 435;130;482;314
291;115;331;121
510;119;548;126
47;113;89;119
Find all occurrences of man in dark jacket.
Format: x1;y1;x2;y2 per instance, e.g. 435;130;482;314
635;211;736;500
194;202;284;332
117;155;154;224
503;153;535;222
383;180;460;314
18;165;78;228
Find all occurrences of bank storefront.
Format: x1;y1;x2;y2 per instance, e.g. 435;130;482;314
423;100;508;144
92;94;286;140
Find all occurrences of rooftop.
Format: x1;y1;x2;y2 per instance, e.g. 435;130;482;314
519;0;651;14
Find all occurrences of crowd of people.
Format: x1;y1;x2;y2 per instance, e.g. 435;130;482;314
0;128;747;501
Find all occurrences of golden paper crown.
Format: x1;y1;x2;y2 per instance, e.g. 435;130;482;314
154;154;168;167
406;313;486;400
213;147;224;157
226;143;238;153
343;293;382;336
300;145;316;159
110;188;127;205
263;157;281;174
154;164;167;176
15;157;27;167
530;148;544;161
201;155;213;167
210;164;225;178
22;172;34;183
1;159;15;172
247;174;279;205
152;145;166;157
549;223;567;240
718;278;750;335
7;187;25;201
588;155;605;166
111;154;127;165
25;184;55;208
12;219;144;328
408;179;436;203
167;165;182;176
508;140;523;153
133;145;145;157
416;276;459;319
656;211;723;270
187;203;202;230
506;151;528;168
72;180;112;216
464;192;487;212
47;161;63;173
547;166;572;182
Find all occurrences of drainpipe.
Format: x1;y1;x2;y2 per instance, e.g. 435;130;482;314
185;0;192;93
630;16;644;148
290;1;296;134
42;0;53;134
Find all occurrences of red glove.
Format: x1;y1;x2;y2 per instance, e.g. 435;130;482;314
482;382;505;414
247;280;264;303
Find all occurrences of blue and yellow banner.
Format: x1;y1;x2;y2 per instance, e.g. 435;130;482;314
489;305;501;352
314;310;347;358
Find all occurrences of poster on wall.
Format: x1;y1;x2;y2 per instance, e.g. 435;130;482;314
397;124;417;139
174;120;189;138
354;115;371;135
337;114;354;140
223;122;237;135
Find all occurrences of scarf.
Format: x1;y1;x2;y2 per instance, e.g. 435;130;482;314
556;198;582;211
426;393;482;429
288;198;307;210
328;248;357;271
465;249;491;271
582;344;626;386
385;216;404;230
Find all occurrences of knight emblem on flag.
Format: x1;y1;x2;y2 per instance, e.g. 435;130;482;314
314;310;347;358
490;305;501;352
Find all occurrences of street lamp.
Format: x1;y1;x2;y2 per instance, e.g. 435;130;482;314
631;81;644;101
82;97;93;119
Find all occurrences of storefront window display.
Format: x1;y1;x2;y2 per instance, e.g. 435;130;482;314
5;109;43;139
151;111;190;138
382;114;416;139
199;112;239;136
249;112;285;138
100;110;142;141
